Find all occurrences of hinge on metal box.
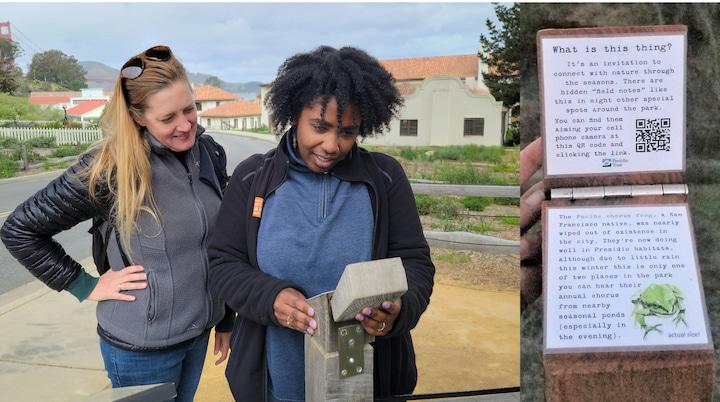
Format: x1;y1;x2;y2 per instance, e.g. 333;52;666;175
338;323;365;378
551;184;688;200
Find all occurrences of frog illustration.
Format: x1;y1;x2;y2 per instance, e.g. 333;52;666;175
631;283;686;339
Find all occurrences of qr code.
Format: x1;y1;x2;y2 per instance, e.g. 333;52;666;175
635;118;671;152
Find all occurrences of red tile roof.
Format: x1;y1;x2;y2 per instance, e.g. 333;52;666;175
194;85;239;101
201;100;261;117
29;96;72;105
380;54;478;81
67;100;108;116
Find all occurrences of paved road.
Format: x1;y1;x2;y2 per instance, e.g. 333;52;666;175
0;132;274;295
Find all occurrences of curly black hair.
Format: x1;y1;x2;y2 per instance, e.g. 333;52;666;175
265;46;403;137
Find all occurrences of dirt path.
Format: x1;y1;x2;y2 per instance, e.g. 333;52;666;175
196;247;519;400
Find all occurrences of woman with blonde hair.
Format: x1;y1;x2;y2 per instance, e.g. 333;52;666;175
1;45;233;401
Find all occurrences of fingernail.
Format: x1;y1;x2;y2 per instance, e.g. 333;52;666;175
383;302;391;309
363;308;371;315
355;314;364;321
307;307;314;316
306;327;314;335
310;319;317;329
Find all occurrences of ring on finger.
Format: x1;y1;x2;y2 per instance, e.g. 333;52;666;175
378;321;386;333
286;314;293;327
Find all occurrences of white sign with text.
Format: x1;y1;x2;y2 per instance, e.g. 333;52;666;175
541;33;685;176
545;205;708;350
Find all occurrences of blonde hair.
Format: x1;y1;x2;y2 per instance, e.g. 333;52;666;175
85;49;190;253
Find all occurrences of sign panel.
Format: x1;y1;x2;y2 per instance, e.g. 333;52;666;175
545;204;709;350
540;29;686;176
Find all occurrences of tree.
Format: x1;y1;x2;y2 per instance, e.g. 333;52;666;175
479;4;521;113
0;38;23;94
27;50;87;90
203;75;223;87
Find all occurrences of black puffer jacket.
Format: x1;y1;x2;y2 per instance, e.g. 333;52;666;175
208;131;435;401
1;152;103;290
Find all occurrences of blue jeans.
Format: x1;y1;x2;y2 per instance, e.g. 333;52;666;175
99;330;210;402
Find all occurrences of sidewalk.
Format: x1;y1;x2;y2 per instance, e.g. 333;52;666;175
0;258;232;402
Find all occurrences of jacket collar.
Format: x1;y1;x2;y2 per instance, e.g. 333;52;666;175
275;127;369;183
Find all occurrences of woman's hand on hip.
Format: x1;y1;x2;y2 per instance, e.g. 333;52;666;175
274;288;317;336
87;265;147;302
356;299;402;336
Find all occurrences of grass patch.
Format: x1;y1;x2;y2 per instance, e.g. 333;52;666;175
424;163;519;185
500;216;520;225
397;145;505;163
442;219;499;233
0;153;18;178
247;125;270;134
435;252;471;265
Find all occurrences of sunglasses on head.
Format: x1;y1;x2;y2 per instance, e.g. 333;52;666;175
120;45;173;80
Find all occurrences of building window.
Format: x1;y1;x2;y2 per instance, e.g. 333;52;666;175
399;119;418;136
216;101;220;107
195;102;202;111
464;118;484;136
234;119;238;129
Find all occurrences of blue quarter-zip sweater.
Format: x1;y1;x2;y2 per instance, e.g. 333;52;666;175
256;133;373;401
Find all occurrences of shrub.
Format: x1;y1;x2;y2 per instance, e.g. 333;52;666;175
493;197;520;206
414;194;435;215
24;136;56;148
0;153;18;178
51;144;84;158
414;194;461;218
0;136;20;148
462;197;495;212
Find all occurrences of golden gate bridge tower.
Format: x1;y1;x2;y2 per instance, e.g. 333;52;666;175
0;21;12;41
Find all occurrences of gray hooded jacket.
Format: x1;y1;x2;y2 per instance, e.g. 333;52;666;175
1;126;227;350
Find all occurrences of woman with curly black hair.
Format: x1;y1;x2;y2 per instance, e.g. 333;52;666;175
208;46;435;401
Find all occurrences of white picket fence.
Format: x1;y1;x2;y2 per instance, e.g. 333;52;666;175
0;127;103;145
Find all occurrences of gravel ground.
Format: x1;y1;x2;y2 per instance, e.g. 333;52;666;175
431;246;520;292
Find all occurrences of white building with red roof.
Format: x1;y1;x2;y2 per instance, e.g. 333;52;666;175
193;85;239;114
200;99;261;130
66;99;108;127
260;52;507;146
29;91;79;110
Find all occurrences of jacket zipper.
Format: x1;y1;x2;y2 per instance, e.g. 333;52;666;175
321;172;328;221
147;271;157;323
184;150;214;329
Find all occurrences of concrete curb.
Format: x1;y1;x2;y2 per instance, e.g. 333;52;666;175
0;169;64;184
0;281;51;316
424;231;519;255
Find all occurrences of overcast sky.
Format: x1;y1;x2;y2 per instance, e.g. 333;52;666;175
3;2;496;83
